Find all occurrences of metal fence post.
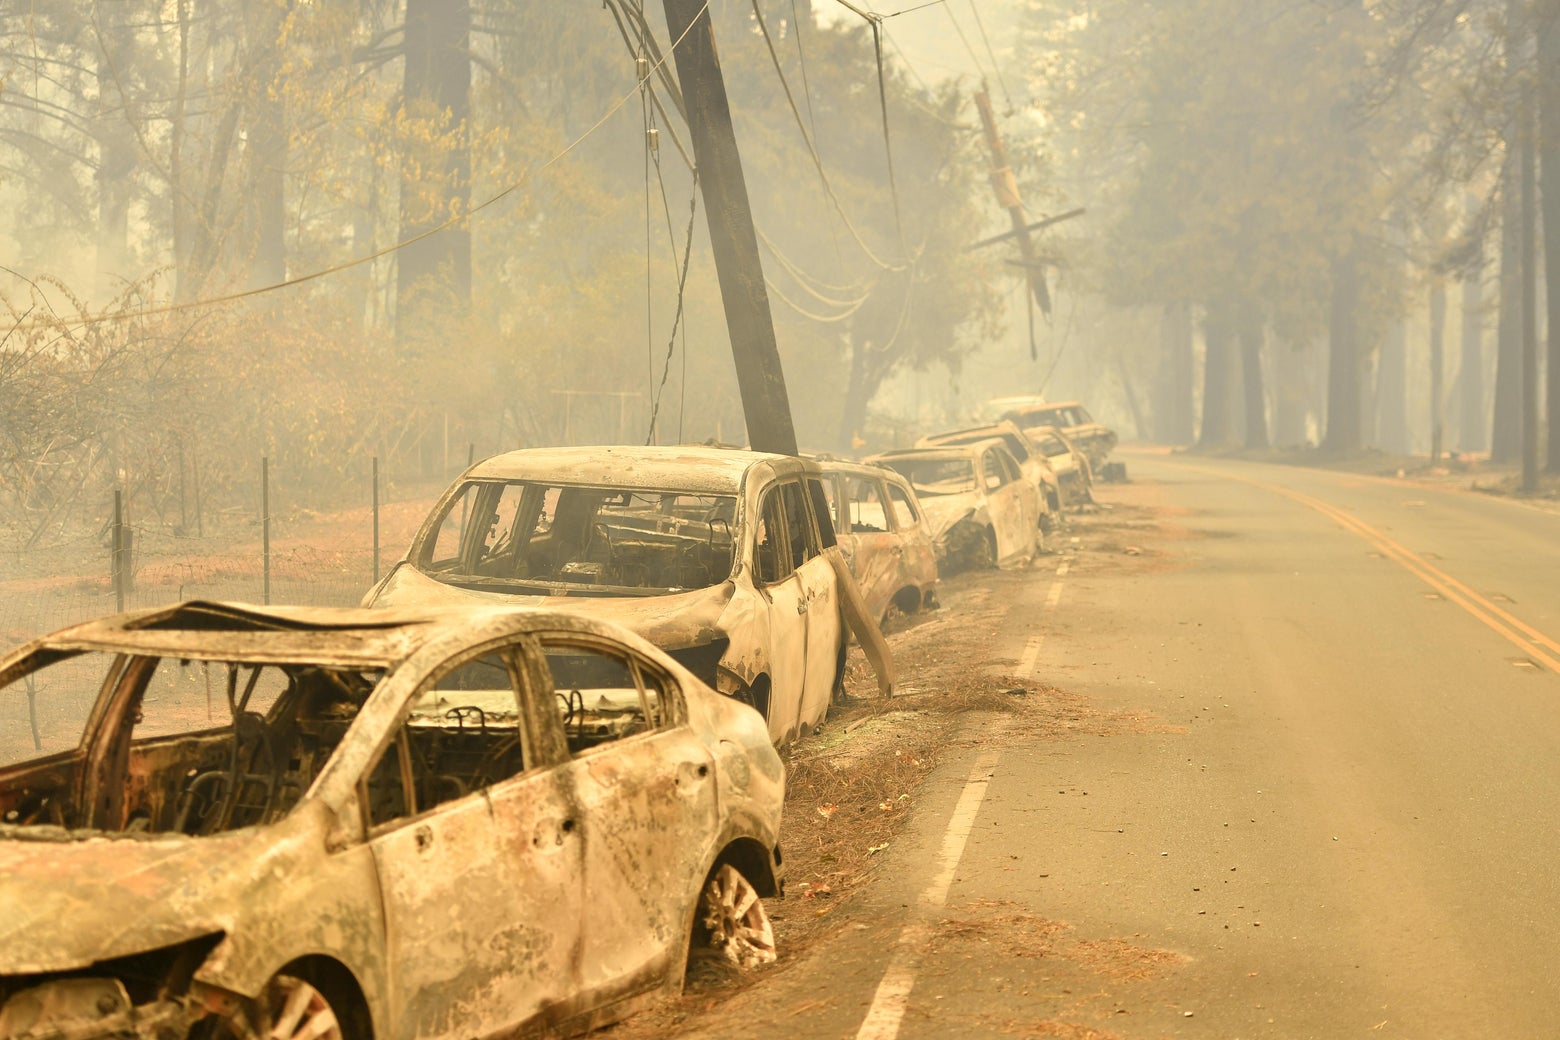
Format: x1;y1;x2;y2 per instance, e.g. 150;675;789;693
372;455;381;585
262;456;271;605
112;489;125;612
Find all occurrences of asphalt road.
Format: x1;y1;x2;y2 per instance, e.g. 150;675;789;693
663;453;1560;1040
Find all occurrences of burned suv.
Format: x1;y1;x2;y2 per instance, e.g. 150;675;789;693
366;446;847;744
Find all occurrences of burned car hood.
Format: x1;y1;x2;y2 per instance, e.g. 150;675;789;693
370;564;734;650
916;495;979;541
0;823;293;974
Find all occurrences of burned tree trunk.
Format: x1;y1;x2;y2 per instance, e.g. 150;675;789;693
1375;317;1408;453
1459;258;1487;453
1323;252;1363;453
1540;0;1560;470
1493;159;1523;462
244;0;289;289
396;0;472;344
1239;306;1268;450
1198;299;1238;449
1156;301;1195;444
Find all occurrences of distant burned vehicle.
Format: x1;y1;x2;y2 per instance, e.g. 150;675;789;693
0;601;783;1040
1024;425;1095;509
366;446;846;745
866;440;1041;572
983;396;1118;469
813;459;938;623
916;420;1063;527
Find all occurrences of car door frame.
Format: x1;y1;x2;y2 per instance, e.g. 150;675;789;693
744;478;808;743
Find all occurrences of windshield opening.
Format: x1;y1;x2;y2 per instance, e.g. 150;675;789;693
417;480;739;595
881;458;977;497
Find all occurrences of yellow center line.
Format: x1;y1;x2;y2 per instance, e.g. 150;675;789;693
1174;462;1560;673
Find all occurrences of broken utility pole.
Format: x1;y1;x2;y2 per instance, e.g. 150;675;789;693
661;0;797;456
974;89;1050;360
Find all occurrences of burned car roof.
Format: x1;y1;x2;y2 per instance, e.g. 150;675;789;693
11;600;629;669
467;445;804;494
873;438;1008;462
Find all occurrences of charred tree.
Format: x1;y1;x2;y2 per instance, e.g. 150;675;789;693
1493;159;1523;461
1198;299;1238;449
1375;317;1408;453
1429;280;1446;463
1323;251;1363;453
244;0;290;289
1540;0;1560;470
93;2;136;295
1459;258;1487;453
1239;305;1268;450
1156;301;1195;444
396;0;472;343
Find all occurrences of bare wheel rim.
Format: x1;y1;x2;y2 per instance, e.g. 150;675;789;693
701;864;777;969
226;975;342;1040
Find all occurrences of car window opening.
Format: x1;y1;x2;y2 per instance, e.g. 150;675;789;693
421;481;739;596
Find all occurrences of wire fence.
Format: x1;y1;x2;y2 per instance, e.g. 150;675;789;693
0;458;445;647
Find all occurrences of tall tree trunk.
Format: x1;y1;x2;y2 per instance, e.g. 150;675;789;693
1459;257;1487;453
1324;252;1363;453
397;0;473;344
1375;317;1408;452
93;1;135;298
1429;280;1447;463
1239;306;1268;450
1539;0;1560;469
1493;158;1524;461
244;0;289;289
1273;341;1311;446
1198;298;1238;449
1156;301;1195;444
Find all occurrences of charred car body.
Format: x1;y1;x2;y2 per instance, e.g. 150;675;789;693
982;397;1118;470
365;446;846;745
812;459;939;624
866;440;1041;572
1020;425;1095;509
916;420;1063;527
0;601;783;1040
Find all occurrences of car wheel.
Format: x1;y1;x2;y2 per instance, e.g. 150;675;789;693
973;527;998;570
697;864;777;970
208;974;344;1040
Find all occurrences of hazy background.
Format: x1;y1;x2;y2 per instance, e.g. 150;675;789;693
0;0;1550;555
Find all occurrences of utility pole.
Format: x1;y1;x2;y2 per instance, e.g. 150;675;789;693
661;0;797;455
974;89;1049;360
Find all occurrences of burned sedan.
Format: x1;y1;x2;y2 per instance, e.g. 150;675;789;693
0;601;783;1040
866;440;1041;573
365;446;848;745
813;459;939;624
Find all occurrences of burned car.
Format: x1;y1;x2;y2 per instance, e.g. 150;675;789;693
983;397;1118;470
365;446;847;745
1021;425;1095;509
813;459;939;623
0;601;782;1040
866;439;1041;572
916;420;1063;528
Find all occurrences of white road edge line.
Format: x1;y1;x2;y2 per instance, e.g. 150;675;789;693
1016;559;1070;680
854;749;1003;1040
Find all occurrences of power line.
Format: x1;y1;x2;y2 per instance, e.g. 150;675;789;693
966;1;1014;112
751;0;910;270
7;1;713;332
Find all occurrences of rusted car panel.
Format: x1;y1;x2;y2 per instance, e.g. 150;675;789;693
813;460;939;622
364;446;850;745
866;440;1041;573
0;601;784;1040
982;397;1118;469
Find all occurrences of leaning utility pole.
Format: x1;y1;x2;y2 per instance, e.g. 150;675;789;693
974;89;1049;359
661;0;797;455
